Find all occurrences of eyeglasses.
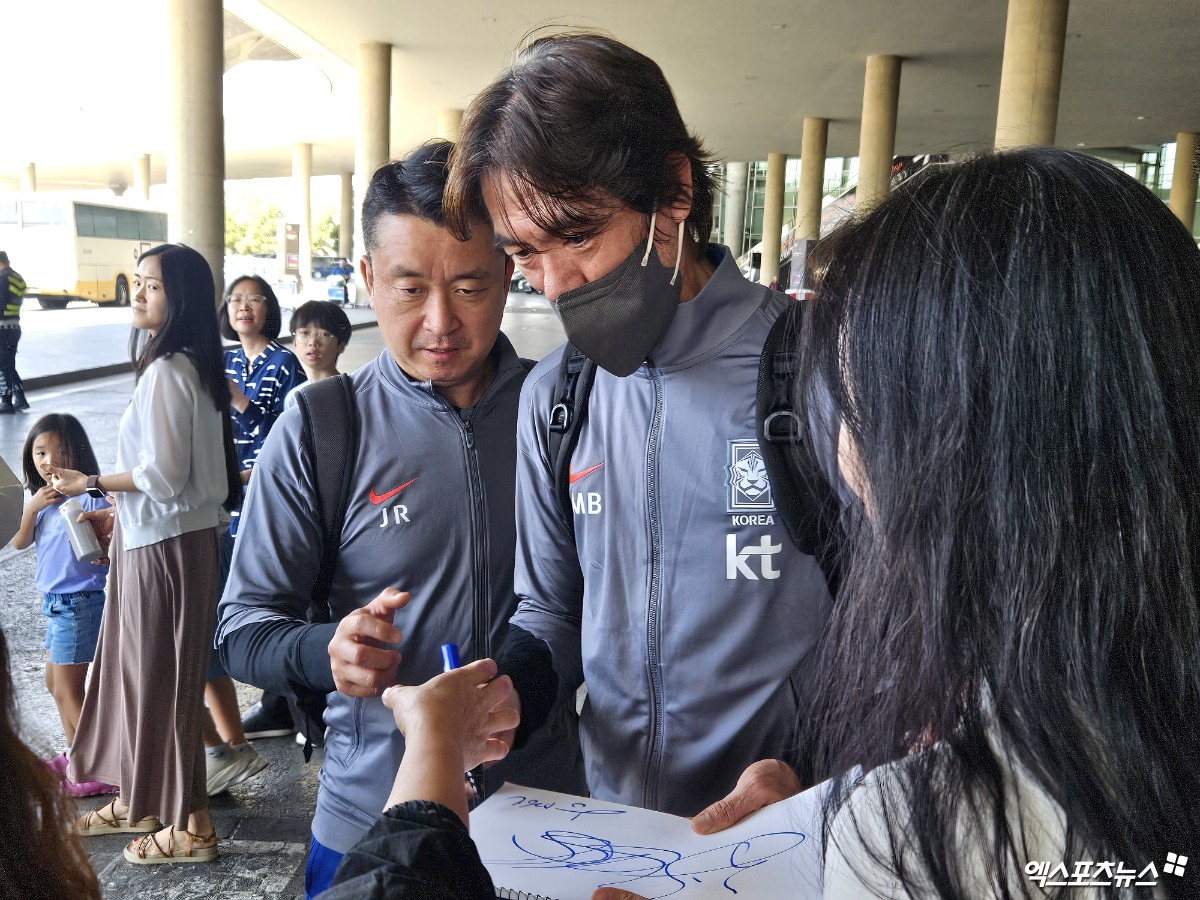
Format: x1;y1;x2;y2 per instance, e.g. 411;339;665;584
227;293;265;307
292;329;337;346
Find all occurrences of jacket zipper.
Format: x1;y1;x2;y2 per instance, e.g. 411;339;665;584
451;362;520;800
642;364;666;809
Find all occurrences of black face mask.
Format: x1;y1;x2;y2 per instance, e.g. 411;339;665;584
553;216;684;377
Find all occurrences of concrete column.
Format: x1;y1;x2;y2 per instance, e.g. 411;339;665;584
858;54;902;211
294;142;313;290
722;161;749;255
758;152;787;287
168;0;224;288
19;164;36;192
133;154;151;202
438;108;464;143
1169;132;1199;232
339;171;354;259
993;0;1070;149
354;42;392;275
796;117;829;241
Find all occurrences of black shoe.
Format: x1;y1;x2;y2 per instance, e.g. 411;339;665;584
241;700;296;740
12;391;28;411
0;399;13;415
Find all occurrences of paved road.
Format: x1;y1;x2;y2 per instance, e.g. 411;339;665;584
0;291;563;899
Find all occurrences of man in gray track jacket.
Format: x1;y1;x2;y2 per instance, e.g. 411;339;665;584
215;141;574;899
445;34;833;827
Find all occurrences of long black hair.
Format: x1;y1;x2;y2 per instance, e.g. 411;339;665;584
129;244;242;513
0;625;100;899
20;414;99;493
797;148;1200;898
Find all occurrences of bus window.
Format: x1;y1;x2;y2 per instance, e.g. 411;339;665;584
139;211;167;242
91;207;118;238
0;202;16;225
75;205;95;236
116;209;140;240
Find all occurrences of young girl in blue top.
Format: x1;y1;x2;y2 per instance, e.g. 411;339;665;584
11;413;114;798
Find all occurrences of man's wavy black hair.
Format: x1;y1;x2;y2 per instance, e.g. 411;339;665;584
444;32;717;256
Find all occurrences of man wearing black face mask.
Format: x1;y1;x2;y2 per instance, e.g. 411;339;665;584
444;34;833;833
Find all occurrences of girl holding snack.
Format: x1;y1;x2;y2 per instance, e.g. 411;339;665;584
11;413;114;798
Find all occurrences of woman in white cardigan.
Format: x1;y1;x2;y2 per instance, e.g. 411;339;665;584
52;243;241;865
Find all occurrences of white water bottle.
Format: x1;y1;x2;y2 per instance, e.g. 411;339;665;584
59;498;104;563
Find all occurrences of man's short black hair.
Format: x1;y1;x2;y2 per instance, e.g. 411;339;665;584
361;140;490;256
0;251;9;265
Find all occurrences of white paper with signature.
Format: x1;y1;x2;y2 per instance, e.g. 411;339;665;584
470;782;826;899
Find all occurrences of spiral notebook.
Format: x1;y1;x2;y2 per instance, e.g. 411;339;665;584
470;782;826;900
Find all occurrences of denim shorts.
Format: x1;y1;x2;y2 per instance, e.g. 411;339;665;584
42;590;106;665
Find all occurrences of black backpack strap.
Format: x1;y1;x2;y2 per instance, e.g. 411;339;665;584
296;374;359;622
756;305;842;594
293;374;358;759
548;343;596;528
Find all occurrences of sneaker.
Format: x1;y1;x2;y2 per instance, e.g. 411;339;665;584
295;731;325;749
240;700;295;740
206;743;269;796
63;777;118;798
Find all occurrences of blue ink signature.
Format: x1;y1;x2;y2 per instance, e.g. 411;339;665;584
485;828;807;897
506;794;628;824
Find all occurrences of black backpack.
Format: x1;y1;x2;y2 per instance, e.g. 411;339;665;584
546;304;842;593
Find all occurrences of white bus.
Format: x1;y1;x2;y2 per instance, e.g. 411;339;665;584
0;195;167;309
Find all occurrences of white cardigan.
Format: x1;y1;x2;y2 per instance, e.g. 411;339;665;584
116;353;228;550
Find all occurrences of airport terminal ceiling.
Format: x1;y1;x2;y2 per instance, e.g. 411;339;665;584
4;0;1198;190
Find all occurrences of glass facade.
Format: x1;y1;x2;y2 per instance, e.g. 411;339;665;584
716;141;1197;257
712;156;859;261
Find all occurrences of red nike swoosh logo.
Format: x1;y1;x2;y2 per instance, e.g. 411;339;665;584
568;463;605;485
369;478;418;504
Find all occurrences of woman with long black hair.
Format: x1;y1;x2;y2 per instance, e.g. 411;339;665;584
797;147;1200;898
50;243;241;864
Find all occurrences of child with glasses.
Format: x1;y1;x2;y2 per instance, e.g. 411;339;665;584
287;300;353;392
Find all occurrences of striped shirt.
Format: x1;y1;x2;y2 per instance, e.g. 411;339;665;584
226;341;306;533
2;267;26;320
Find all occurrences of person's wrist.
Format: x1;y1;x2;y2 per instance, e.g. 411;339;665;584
86;474;106;499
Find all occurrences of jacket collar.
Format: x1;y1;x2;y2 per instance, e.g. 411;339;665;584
373;331;524;410
645;245;769;372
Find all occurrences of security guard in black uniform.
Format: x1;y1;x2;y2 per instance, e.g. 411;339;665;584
0;250;28;414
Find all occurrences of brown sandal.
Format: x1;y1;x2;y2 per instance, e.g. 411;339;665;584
75;799;162;836
123;826;219;864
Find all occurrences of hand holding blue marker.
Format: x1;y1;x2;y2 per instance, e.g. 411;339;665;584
440;642;462;672
440;642;482;796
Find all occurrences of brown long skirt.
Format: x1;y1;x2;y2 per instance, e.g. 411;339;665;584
69;517;220;828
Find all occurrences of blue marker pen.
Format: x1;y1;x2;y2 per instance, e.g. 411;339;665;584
439;643;481;795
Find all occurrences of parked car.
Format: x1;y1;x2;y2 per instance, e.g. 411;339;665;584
509;273;539;294
312;256;353;280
